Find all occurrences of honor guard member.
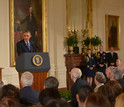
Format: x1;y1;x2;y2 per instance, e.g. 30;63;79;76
95;45;107;76
85;49;95;85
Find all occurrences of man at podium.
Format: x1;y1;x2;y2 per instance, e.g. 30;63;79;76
17;30;36;56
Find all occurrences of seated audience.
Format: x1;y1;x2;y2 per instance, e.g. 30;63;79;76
76;85;93;107
106;80;122;97
97;85;115;107
115;93;124;107
70;68;89;107
44;99;71;107
39;88;61;106
85;93;111;107
0;84;20;100
20;71;40;106
116;59;124;74
0;96;21;107
110;67;124;92
94;72;106;92
107;47;118;67
44;76;59;89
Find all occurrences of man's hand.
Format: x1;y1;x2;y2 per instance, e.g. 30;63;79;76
99;64;104;67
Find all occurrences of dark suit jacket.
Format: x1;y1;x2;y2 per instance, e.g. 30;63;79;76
71;78;89;107
17;39;35;56
107;52;118;67
20;86;40;106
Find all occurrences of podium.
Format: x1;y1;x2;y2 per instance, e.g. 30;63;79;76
16;52;50;91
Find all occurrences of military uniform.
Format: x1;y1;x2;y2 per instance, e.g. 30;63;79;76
85;54;95;77
95;51;107;75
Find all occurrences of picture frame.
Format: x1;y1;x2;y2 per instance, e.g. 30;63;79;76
105;15;120;51
10;0;47;66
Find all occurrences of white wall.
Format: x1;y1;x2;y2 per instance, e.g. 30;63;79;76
93;0;124;63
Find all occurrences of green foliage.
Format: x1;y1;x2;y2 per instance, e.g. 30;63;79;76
59;90;72;101
84;37;91;46
66;34;78;46
91;35;101;46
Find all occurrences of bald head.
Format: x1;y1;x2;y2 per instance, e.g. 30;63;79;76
71;68;82;79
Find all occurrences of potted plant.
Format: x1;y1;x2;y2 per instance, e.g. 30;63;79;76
91;35;101;52
66;34;78;54
84;37;91;47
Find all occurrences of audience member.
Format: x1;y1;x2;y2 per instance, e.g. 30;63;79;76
116;59;124;74
94;72;106;92
0;84;20;100
0;96;21;107
39;88;61;106
109;67;124;92
70;68;89;107
44;76;59;89
76;85;93;107
44;99;71;107
85;49;95;85
106;80;122;97
115;93;124;107
20;71;40;106
85;93;111;107
97;85;115;107
95;45;107;76
107;47;118;67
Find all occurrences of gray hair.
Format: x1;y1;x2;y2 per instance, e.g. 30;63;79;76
45;76;59;89
110;67;123;80
21;71;33;86
71;68;82;78
95;72;106;83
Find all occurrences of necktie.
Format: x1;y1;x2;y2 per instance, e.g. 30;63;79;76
27;42;30;51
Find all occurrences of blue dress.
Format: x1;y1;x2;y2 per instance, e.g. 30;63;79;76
85;54;95;77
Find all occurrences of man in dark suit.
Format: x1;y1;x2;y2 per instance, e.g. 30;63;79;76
107;47;118;67
70;68;89;107
20;71;40;106
17;31;35;56
95;45;107;76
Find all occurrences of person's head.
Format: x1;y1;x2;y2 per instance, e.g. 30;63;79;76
0;96;20;107
85;93;111;107
110;67;123;80
21;71;33;87
95;72;106;85
87;49;91;55
0;84;20;100
76;85;93;106
99;45;103;51
23;31;31;42
44;99;71;107
97;85;115;107
39;88;61;106
70;68;82;82
106;80;122;97
29;7;33;14
110;47;114;52
44;76;59;89
115;93;124;107
116;59;121;66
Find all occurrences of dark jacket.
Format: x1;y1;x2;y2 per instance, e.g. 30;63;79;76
71;78;89;107
17;39;35;56
107;52;118;67
20;86;40;106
